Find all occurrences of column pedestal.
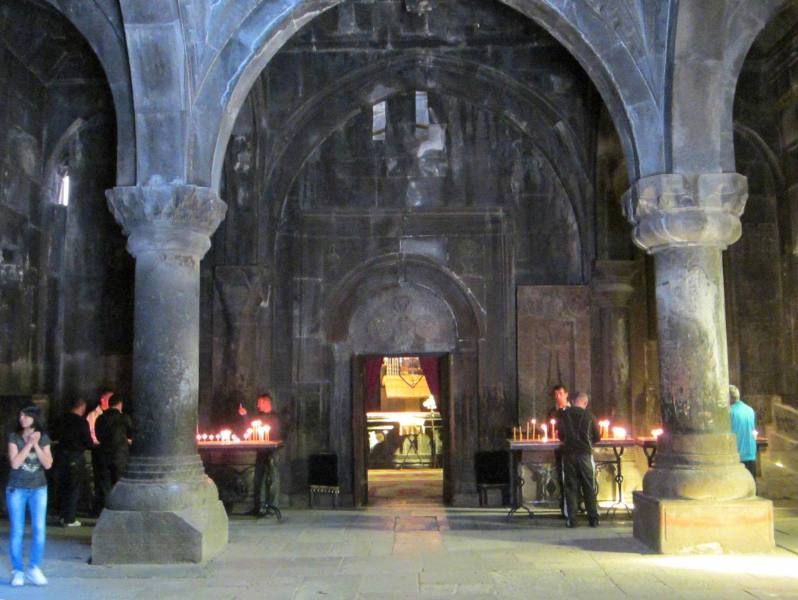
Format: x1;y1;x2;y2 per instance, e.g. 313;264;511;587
92;185;228;564
624;173;774;553
633;493;774;553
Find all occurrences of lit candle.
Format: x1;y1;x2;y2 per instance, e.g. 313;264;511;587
753;429;758;438
541;424;548;443
651;428;663;438
265;425;271;442
612;426;626;440
531;419;536;440
550;419;556;440
196;434;201;441
526;422;530;440
201;433;208;441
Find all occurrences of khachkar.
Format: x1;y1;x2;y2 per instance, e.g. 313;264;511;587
92;185;228;563
624;173;774;553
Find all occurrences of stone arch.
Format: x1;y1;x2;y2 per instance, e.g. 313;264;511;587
40;0;135;185
259;53;591;280
669;0;783;173
326;253;484;347
325;252;484;505
190;0;661;190
733;122;786;196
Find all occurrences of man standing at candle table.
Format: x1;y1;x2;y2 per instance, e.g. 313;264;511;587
558;391;600;528
547;385;569;517
239;393;281;516
94;395;133;510
729;385;757;485
52;398;94;527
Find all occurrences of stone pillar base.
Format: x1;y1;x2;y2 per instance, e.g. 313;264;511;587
633;491;774;553
92;500;228;564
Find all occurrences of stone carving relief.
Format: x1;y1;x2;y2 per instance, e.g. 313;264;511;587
213;266;270;415
517;286;591;420
351;287;456;354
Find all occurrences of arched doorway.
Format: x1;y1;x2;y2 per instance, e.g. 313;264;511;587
327;254;482;506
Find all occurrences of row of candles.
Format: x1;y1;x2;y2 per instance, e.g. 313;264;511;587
196;420;272;444
511;419;663;442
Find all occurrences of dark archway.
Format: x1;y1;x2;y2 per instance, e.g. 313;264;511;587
261;53;593;280
190;0;658;190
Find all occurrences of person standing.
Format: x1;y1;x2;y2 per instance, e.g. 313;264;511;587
729;384;757;481
547;384;569;517
53;398;94;527
94;396;133;509
6;405;53;587
239;393;281;516
558;391;601;528
87;391;112;515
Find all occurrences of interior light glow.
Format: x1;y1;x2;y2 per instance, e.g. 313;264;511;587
652;555;798;578
57;173;70;206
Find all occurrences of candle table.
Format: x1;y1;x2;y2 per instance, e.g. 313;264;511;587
197;440;284;520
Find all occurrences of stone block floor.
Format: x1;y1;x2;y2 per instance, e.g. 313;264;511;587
0;501;796;599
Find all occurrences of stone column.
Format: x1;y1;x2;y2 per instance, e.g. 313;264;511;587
92;185;228;564
624;173;774;553
591;260;637;426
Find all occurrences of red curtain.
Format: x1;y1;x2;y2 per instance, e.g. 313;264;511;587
419;357;440;403
365;357;383;412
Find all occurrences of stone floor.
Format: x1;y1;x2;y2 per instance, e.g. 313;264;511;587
0;500;796;600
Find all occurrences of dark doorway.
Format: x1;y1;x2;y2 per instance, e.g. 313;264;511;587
352;354;449;506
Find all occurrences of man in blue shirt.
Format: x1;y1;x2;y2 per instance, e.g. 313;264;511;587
729;385;757;480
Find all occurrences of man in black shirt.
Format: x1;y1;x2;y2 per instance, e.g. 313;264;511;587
94;396;133;509
558;391;601;528
53;398;94;526
547;385;569;517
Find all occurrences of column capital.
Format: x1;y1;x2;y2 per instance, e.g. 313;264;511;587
591;260;638;308
106;185;227;257
623;173;747;253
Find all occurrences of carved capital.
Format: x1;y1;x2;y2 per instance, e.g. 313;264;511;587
623;173;747;253
106;185;227;257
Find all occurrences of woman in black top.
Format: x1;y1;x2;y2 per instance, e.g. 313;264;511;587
6;405;53;587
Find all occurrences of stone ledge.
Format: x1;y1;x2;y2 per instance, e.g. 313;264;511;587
92;500;228;564
633;492;774;554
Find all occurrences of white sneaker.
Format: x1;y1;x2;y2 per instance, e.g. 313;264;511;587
63;520;82;527
10;570;24;587
25;566;47;586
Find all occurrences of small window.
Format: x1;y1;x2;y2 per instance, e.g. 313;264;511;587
415;91;429;139
372;100;386;142
55;170;70;207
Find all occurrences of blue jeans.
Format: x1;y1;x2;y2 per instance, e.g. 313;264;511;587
5;486;47;572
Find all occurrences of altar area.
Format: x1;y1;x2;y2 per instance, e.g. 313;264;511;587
363;356;445;503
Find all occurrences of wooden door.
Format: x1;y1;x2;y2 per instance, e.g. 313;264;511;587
440;353;453;505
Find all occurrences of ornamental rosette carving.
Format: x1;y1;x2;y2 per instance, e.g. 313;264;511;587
106;185;227;238
622;173;747;253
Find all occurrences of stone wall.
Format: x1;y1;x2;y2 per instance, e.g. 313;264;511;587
0;0;132;416
202;0;602;505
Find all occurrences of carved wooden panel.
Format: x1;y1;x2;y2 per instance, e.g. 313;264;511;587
517;286;591;420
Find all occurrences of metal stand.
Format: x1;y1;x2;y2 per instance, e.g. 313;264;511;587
602;445;632;518
505;449;534;520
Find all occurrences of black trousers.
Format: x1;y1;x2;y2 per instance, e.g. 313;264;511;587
253;451;279;512
553;448;565;515
55;451;86;523
97;454;127;511
562;452;598;522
